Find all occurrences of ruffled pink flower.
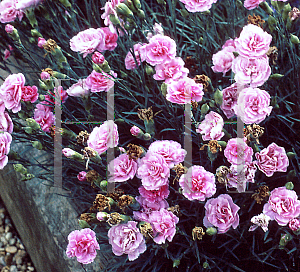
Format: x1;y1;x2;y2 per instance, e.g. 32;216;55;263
148;209;179;244
211;48;235;76
232;55;271;87
0;73;25;113
87;121;119;155
137;152;170;191
92;52;105;65
235;24;272;58
15;0;42;10
244;0;265;10
40;71;50;81
45;88;68;105
62;148;75;158
146;22;164;40
203;194;240;233
130;126;141;136
101;0;122;27
153;57;189;83
66;228;100;264
102;27;118;51
5;24;14;33
108;153;137;182
37;37;46;48
224;138;253;165
289;218;300;231
21;85;39;103
0;111;13;133
227;161;257;193
148;140;186;168
166;77;204;104
234;87;272;124
108;221;146;261
133;195;169;222
66;79;90;97
222;39;236;51
138;185;169;203
179;165;216;201
196;111;225;141
77;171;87;181
255;142;289;177
263;187;300;226
70;28;106;58
85;70;116;93
221;83;238;119
33;103;55;132
0;0;24;23
124;43;146;70
0;132;12;169
179;0;217;12
144;35;176;66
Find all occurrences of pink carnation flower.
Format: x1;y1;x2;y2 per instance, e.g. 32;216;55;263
211;48;235;76
244;0;265;10
0;0;23;23
5;24;14;33
0;73;25;113
0;131;12;169
203;194;240;233
137;152;170;191
92;52;105;65
66;79;90;97
108;153;138;182
77;171;87;181
66;228;100;264
0;111;13;133
44;88;68;105
85;70;116;93
144;35;176;66
148;209;179;244
166;77;204;104
130;126;142;136
179;0;217;12
124;43;146;70
102;27;118;51
40;71;50;81
133;195;169;222
222;39;236;51
153;57;189;83
196;111;225;141
179;165;216;201
263;187;300;226
15;0;42;10
224;138;253;165
138;185;170;203
255;142;289;177
221;83;238;119
37;37;46;48
232;55;271;87
235;24;272;58
289;218;300;231
108;221;146;261
33;103;55;132
62;148;75;158
21;85;39;103
101;0;122;27
148;140;186;168
234;87;272;124
70;28;106;58
87;121;119;155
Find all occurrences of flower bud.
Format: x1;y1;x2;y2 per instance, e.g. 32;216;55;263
286;170;296;182
92;52;105;65
217;141;227;147
100;180;108;191
96;212;108;222
270;73;284;79
132;0;141;9
282;3;291;21
38;37;46;48
31;141;43;150
287;152;296;160
18;111;28;120
260;2;273;15
13;164;27;175
116;3;134;17
203;262;210;269
290;34;300;44
26;9;38;28
214;89;223;105
173;259;180;268
180;9;189;18
130;126;142;136
39;94;45;101
23;127;33;134
5;24;14;34
279;233;292;247
268;16;277;32
161;82;168;97
100;60;111;73
26;118;41;130
285;181;294;190
145;65;154;75
40;71;50;81
137;9;145;19
78;220;91;229
201;103;209;114
58;0;72;8
109;14;121;25
143;133;151;141
31;29;42;38
52;71;67;79
206;227;217;236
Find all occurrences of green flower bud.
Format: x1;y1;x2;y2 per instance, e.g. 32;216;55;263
268;15;277;32
52;71;67;79
21;173;35;181
203;262;210;269
180;8;189;18
144;119;155;136
78;220;91;229
201;104;209;114
100;180;108;191
270;73;284;79
161;82;168;97
286;170;296;182
26;118;41;130
143;133;151;141
214;89;223;105
145;65;154;75
100;60;111;73
287;152;296;160
31;141;43;150
116;3;134;17
279;233;292;247
120;214;131;223
282;3;291;21
58;0;72;8
109;14;121;25
126;0;138;12
132;0;141;9
18;111;28;120
26;9;38;27
217;141;227;147
39;94;45;101
128;197;140;210
24;127;33;134
206;227;217;236
31;29;42;38
136;9;145;19
13;164;27;175
28;37;36;43
173;259;180;268
290;34;300;44
285;181;294;190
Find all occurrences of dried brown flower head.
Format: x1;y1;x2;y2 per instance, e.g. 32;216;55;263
266;46;278;65
118;195;133;212
192;226;205;241
139;222;154;239
107;188;125;202
43;39;58;53
106;212;122;226
90;194;110;212
200;140;222;154
127;143;144;160
138;106;153;121
184;56;198;73
80;213;94;224
42;68;54;76
252;185;270;204
167;205;181;217
216;166;231;185
77;130;90;145
83;147;96;159
193;74;210;92
86;170;100;187
191;101;198;109
49;125;55;138
173;163;188;184
244;124;264;144
289;7;300;21
248;14;265;28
